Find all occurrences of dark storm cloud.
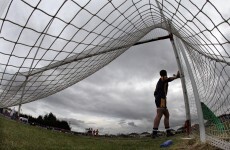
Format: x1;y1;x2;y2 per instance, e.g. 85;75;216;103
128;122;138;127
61;118;87;129
65;118;85;125
118;119;126;126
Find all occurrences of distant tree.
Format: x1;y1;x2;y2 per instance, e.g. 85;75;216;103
27;115;36;124
18;112;71;131
43;112;57;127
59;120;71;130
37;115;44;125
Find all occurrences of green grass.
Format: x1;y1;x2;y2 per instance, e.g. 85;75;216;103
0;115;216;150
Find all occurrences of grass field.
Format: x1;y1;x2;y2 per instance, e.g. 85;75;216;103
0;115;216;150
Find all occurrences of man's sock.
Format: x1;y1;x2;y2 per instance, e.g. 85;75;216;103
165;127;171;134
152;128;158;134
165;127;170;131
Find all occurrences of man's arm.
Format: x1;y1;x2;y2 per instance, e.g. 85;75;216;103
167;71;180;81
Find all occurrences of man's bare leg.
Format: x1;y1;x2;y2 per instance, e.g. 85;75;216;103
152;108;164;138
163;109;174;136
163;109;169;128
154;108;164;128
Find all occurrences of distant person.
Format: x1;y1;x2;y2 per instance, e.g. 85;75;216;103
152;70;180;138
93;130;96;136
96;129;99;136
89;128;93;136
10;107;15;119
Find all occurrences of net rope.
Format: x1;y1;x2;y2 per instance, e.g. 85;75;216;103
0;0;229;148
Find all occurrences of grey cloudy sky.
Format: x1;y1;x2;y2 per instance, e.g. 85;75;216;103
20;39;185;134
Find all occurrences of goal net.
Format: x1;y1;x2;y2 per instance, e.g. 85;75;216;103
0;0;229;148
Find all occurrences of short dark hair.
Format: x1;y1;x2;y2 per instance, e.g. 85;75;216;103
160;70;167;76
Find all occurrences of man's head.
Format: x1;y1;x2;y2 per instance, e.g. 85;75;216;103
160;70;167;77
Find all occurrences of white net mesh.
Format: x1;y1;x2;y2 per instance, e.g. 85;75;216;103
0;0;229;148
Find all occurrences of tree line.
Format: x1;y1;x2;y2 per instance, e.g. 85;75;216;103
20;112;71;131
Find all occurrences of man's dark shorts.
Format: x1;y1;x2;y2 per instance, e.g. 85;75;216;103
155;98;167;108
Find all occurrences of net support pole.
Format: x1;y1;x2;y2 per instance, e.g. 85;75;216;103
17;76;28;118
176;37;206;142
169;33;191;133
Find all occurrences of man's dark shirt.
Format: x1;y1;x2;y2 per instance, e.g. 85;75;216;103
154;78;174;100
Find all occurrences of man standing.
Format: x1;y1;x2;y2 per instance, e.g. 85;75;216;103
152;70;180;138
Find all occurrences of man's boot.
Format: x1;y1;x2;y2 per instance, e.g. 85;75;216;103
151;130;158;138
166;129;175;137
